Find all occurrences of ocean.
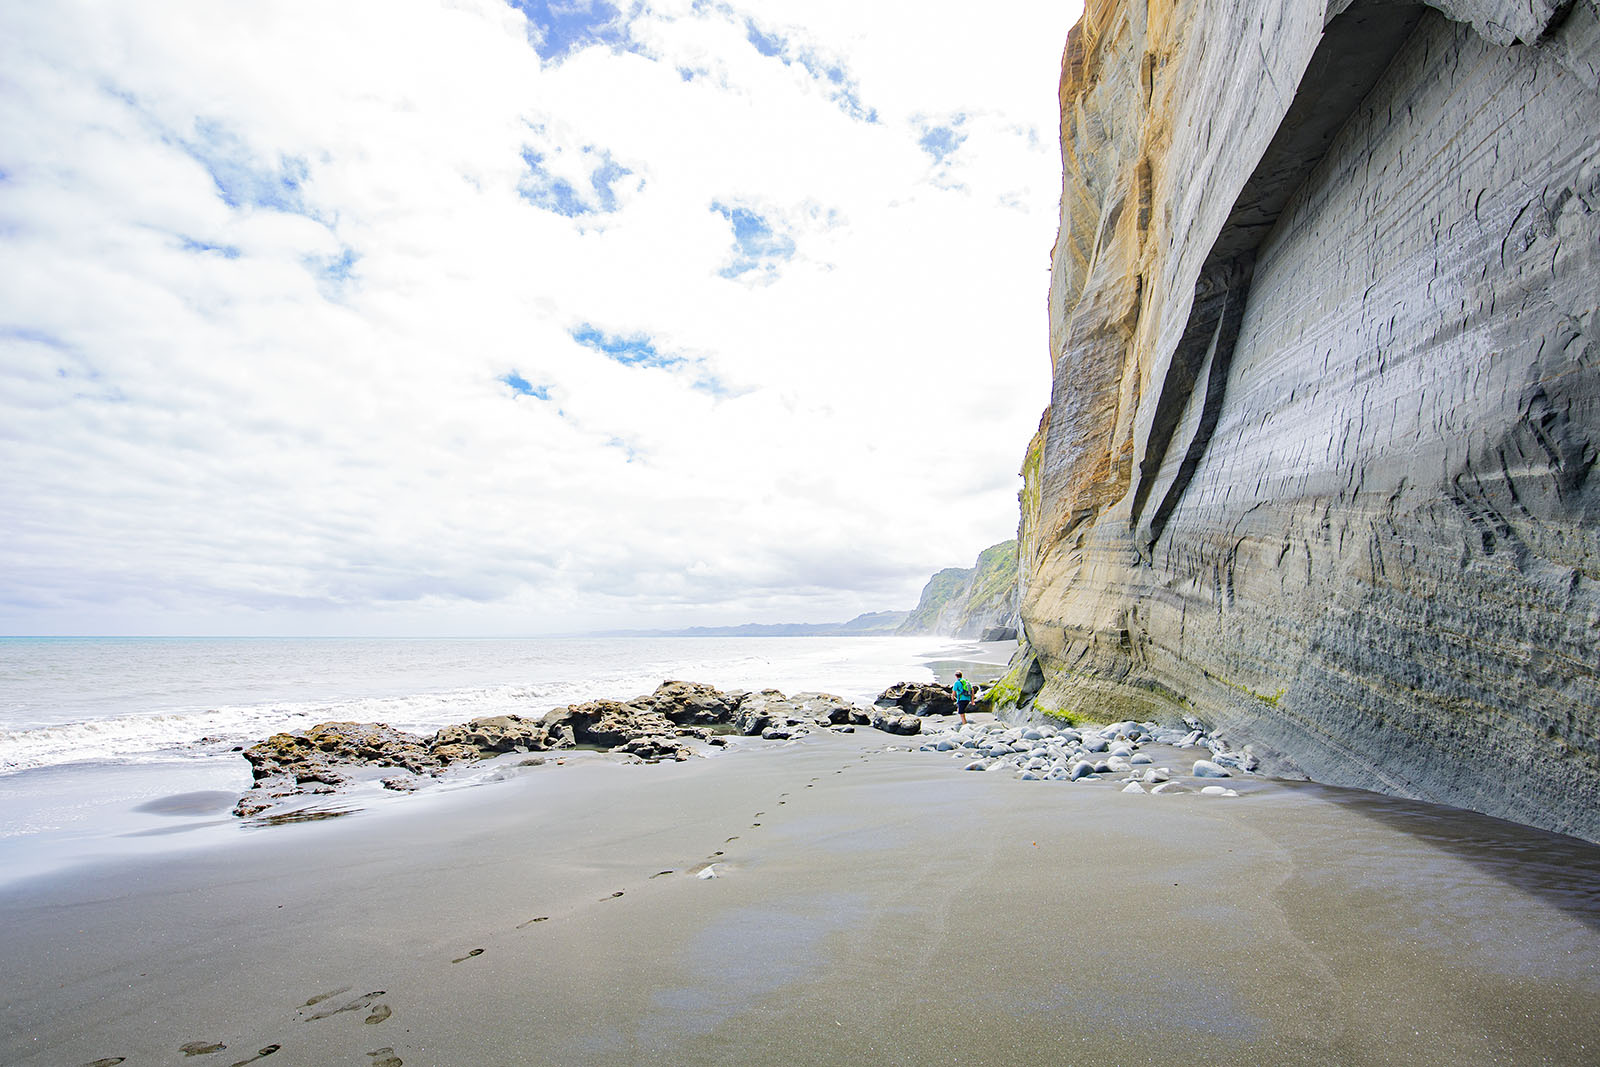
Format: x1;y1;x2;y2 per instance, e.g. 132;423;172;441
0;634;984;886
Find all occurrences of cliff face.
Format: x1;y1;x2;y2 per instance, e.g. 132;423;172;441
900;540;1020;638
1017;0;1600;839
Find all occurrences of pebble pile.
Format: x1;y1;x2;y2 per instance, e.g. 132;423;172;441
914;716;1259;796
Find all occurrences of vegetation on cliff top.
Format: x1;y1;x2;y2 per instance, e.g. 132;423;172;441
898;540;1019;636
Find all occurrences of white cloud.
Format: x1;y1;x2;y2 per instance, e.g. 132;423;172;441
0;0;1084;635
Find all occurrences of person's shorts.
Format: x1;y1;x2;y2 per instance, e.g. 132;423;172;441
956;700;971;714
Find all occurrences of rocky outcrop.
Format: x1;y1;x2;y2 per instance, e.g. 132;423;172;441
874;681;958;717
235;681;914;818
898;540;1021;638
1013;0;1600;840
430;714;551;761
243;721;441;785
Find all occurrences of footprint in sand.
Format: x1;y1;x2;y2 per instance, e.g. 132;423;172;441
368;1048;403;1067
517;916;549;929
299;990;386;1022
650;869;674;878
752;822;761;827
227;1045;280;1067
599;890;624;901
725;836;739;843
180;1041;227;1056
81;1060;125;1067
451;948;484;963
365;1004;392;1025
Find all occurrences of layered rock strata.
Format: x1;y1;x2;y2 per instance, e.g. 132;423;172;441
1014;0;1600;839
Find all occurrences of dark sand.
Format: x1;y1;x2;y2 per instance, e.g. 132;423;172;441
3;720;1597;1066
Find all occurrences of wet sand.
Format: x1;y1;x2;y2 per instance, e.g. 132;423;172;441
2;720;1597;1067
922;639;1015;686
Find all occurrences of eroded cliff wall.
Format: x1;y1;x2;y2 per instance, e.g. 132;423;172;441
900;540;1021;638
1017;0;1600;839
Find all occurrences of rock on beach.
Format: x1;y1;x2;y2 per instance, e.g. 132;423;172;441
910;714;1260;796
234;681;917;820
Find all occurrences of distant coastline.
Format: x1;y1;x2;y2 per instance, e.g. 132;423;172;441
589;610;909;638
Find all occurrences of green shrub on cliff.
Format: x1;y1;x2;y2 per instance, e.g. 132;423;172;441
898;539;1018;636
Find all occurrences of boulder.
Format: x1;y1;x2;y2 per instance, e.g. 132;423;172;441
618;734;692;761
244;721;438;783
786;691;862;722
874;681;956;716
547;700;674;748
868;708;923;736
428;714;548;758
640;680;743;725
732;689;793;736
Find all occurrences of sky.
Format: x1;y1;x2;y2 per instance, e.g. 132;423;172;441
0;0;1084;636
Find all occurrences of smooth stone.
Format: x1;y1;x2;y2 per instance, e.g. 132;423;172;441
1131;753;1155;765
1121;781;1146;794
963;760;990;772
1200;785;1240;797
1192;760;1231;778
1084;738;1110;753
1068;761;1095;781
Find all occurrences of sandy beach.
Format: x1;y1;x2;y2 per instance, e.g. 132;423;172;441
3;717;1597;1067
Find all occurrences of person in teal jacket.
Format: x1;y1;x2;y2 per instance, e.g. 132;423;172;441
952;671;973;724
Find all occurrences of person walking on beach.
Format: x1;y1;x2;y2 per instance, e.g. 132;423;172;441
952;672;973;725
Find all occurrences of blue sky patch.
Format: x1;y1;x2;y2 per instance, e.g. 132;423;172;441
745;22;784;57
3;325;68;350
501;371;550;399
185;119;313;215
506;0;629;61
741;19;877;123
305;247;360;299
180;237;242;259
711;201;795;280
691;374;733;397
572;324;679;368
918;116;968;164
588;153;630;212
519;146;631;217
